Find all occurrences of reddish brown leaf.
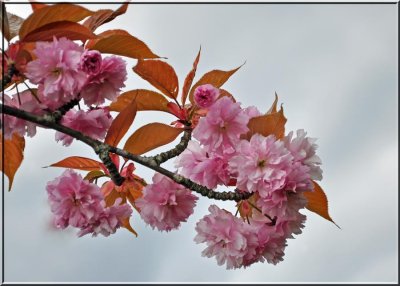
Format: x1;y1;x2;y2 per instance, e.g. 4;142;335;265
243;106;287;140
19;4;94;39
267;92;279;114
124;123;183;155
86;29;159;59
30;1;48;11
109;89;170;113
181;47;201;106
83;2;129;32
47;156;102;171
22;21;96;42
218;89;236;102
133;60;179;99
121;217;138;237
188;64;243;104
0;133;25;191
304;181;340;228
84;170;106;182
105;100;137;147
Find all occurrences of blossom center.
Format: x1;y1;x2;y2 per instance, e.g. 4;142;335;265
257;159;267;168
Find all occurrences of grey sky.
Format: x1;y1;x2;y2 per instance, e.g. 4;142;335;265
1;2;398;283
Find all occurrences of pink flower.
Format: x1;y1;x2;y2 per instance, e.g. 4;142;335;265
229;134;293;196
46;169;104;229
243;105;262;118
1;90;44;139
26;37;87;107
194;205;259;269
55;108;112;146
135;173;198;231
284;129;323;181
78;198;132;237
175;141;231;189
80;56;127;106
193;97;250;154
245;221;287;266
193;84;220;108
80;50;102;75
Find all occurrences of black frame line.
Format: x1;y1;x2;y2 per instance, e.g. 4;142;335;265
1;1;399;285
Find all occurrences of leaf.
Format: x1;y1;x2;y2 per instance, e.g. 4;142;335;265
47;156;102;171
0;133;25;191
22;21;96;42
121;217;138;237
30;1;48;11
243;106;287;140
84;170;106;182
86;29;159;59
133;60;179;99
218;89;236;102
181;47;201;105
109;89;170;113
3;12;25;41
188;64;243;104
105;99;137;147
19;3;94;39
83;2;129;32
124;123;183;155
267;92;279;114
304;181;340;228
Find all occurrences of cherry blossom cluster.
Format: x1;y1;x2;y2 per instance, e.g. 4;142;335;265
46;169;132;237
2;37;127;145
136;84;323;268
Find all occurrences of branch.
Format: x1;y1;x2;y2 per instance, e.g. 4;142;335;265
152;128;192;165
1;104;252;202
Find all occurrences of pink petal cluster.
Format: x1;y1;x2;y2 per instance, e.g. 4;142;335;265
175;141;230;189
80;50;102;75
229;134;293;196
80;56;127;106
193;84;220;108
46;170;133;237
284;129;323;181
26;37;87;108
78;198;132;237
194;205;259;269
46;169;104;229
55;108;112;146
1;90;44;139
193;96;250;154
136;173;198;231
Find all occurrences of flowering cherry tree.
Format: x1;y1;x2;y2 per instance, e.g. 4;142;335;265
0;2;338;269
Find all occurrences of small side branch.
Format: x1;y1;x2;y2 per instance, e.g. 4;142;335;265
152;129;192;165
95;144;125;186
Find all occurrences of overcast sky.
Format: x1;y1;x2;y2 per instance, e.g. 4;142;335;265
1;2;398;283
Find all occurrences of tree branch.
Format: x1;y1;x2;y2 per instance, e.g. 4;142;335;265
152;128;192;165
1;104;252;202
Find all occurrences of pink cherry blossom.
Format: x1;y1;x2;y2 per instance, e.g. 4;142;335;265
1;90;45;139
194;205;260;269
193;96;250;154
46;169;104;229
80;56;127;106
55;108;112;146
175;141;231;189
80;50;102;75
135;173;198;231
25;37;87;107
78;198;132;237
193;84;220;108
284;129;323;181
243;105;262;118
229;134;293;196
